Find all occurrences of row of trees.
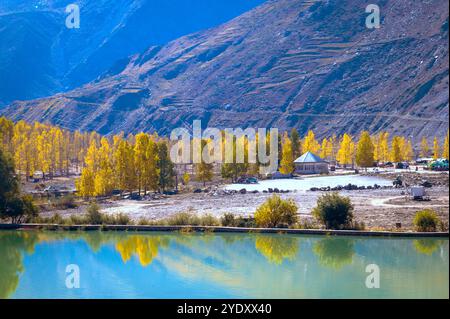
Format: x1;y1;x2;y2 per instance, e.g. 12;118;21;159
278;129;449;174
76;133;175;197
0;117;95;179
2;116;449;193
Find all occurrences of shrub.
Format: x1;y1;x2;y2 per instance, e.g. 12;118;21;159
413;209;441;232
199;214;220;226
69;214;88;225
165;212;200;226
312;193;354;230
111;213;130;225
53;195;77;209
49;213;64;224
254;195;298;228
221;213;237;227
86;202;103;225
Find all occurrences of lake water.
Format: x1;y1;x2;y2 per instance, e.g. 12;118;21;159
1;230;448;299
224;175;392;192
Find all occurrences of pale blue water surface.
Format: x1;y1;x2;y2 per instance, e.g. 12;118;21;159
0;231;448;299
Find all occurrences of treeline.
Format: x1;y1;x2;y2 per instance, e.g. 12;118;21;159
76;132;175;197
1;116;449;197
0;117;93;179
278;129;450;174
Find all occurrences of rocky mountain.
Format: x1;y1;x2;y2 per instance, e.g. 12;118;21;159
3;0;449;141
0;0;264;104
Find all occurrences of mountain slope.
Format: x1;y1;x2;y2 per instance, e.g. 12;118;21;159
0;0;265;104
4;0;449;141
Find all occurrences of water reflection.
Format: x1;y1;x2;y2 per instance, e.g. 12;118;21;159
0;231;448;299
115;235;170;266
254;234;299;264
312;237;355;270
0;231;39;298
413;239;443;256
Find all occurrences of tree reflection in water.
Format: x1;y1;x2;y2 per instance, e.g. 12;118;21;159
312;237;355;270
115;235;170;266
254;234;299;265
0;231;39;298
413;239;443;256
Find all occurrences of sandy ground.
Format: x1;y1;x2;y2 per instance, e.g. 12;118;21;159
35;170;449;231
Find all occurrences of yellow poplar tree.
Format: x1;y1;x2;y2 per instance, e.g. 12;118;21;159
320;138;332;160
356;131;374;168
420;137;430;158
94;137;114;196
303;130;320;154
390;136;403;162
443;130;449;160
337;134;355;167
279;133;294;175
433;137;440;160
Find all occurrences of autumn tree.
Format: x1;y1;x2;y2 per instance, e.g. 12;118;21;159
443;130;449;160
113;139;136;195
390;136;406;163
195;140;214;187
279;133;294;175
433;137;440;160
221;134;248;182
303;130;320;154
355;131;374;169
94;138;114;196
320;138;333;160
420;137;430;158
337;134;355;168
373;132;389;163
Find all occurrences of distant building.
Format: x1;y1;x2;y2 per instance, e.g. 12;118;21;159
294;152;329;174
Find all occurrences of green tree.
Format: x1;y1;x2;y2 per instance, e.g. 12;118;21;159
0;149;38;223
157;141;175;192
290;128;301;159
312;193;354;230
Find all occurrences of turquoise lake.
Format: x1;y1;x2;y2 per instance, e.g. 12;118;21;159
0;230;448;299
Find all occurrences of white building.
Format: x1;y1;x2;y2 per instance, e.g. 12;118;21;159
294;152;329;175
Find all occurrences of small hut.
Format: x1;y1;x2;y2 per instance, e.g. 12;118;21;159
294;152;329;175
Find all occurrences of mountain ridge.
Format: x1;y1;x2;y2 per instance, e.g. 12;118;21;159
3;0;449;142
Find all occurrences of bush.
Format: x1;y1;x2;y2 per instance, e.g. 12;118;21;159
86;202;103;225
165;212;200;226
221;213;237;227
108;213;131;225
254;195;298;228
413;209;441;232
53;195;77;209
199;214;220;226
312;193;354;230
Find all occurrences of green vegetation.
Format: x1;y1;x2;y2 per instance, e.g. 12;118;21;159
312;193;354;230
313;237;355;269
254;195;298;228
0;148;38;223
413;209;441;232
32;203;130;226
52;195;78;210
